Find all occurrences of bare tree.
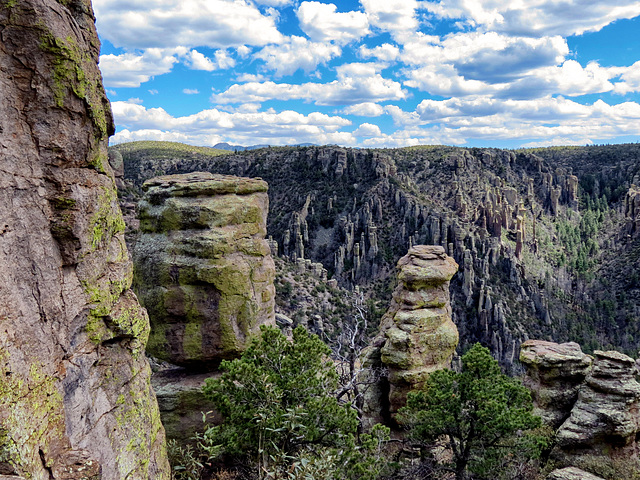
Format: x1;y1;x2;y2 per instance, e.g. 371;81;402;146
326;291;387;430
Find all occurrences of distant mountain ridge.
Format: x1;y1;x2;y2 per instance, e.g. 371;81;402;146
213;142;315;151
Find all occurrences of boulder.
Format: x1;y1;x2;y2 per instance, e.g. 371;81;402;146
0;0;169;477
134;172;276;368
546;467;604;480
520;340;592;428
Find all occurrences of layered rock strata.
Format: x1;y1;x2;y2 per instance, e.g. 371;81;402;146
520;340;592;428
134;172;276;368
371;245;459;417
0;0;169;478
556;350;640;450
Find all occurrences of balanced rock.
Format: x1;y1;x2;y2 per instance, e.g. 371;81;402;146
556;350;640;450
134;172;276;368
520;340;592;428
379;245;459;414
0;0;169;477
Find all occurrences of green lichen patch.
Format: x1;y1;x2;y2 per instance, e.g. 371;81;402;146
0;350;65;477
38;28;111;145
89;186;126;251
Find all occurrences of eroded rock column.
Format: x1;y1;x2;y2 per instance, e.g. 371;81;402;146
134;172;276;368
374;245;459;417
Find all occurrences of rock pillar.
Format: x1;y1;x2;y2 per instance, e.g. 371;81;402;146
376;245;459;417
134;172;276;368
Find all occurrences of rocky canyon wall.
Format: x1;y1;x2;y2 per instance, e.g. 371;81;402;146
0;0;169;478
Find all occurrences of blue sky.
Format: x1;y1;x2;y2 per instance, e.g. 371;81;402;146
94;0;640;148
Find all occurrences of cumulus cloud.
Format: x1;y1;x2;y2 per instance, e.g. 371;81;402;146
213;63;407;105
613;60;640;94
254;36;341;76
359;43;401;62
342;102;386;116
183;89;200;94
94;0;284;49
353;123;382;137
361;0;419;41
407;96;640;143
297;2;369;44
100;49;180;88
423;0;640;37
110;101;354;146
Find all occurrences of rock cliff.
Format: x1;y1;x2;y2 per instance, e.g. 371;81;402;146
133;172;276;368
0;0;169;478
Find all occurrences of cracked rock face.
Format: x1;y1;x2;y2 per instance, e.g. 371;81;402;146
556;350;640;450
374;245;459;416
520;340;593;428
134;172;276;368
0;0;169;478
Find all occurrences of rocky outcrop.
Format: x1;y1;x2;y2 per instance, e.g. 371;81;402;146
520;340;592;428
624;184;640;238
522;341;640;477
369;245;459;418
546;467;605;480
0;0;169;478
556;350;640;451
134;172;276;368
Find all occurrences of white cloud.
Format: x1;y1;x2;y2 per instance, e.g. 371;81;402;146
254;36;341;76
127;97;144;104
212;63;407;105
424;0;640;37
297;2;369;44
253;0;292;5
110;101;354;146
148;89;159;95
94;0;284;49
359;43;400;62
183;89;200;94
342;102;386;116
353;123;382;137
613;60;640;94
183;50;217;71
361;0;419;41
99;49;180;88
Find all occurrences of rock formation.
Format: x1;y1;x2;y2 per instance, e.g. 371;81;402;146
556;350;640;451
134;172;276;368
367;245;459;419
521;341;640;478
0;0;169;478
546;467;605;480
520;340;592;428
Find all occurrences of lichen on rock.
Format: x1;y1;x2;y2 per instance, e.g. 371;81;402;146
134;172;276;368
0;0;169;477
363;245;459;423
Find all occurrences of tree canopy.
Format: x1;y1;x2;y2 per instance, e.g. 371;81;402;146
399;343;544;480
202;325;388;479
